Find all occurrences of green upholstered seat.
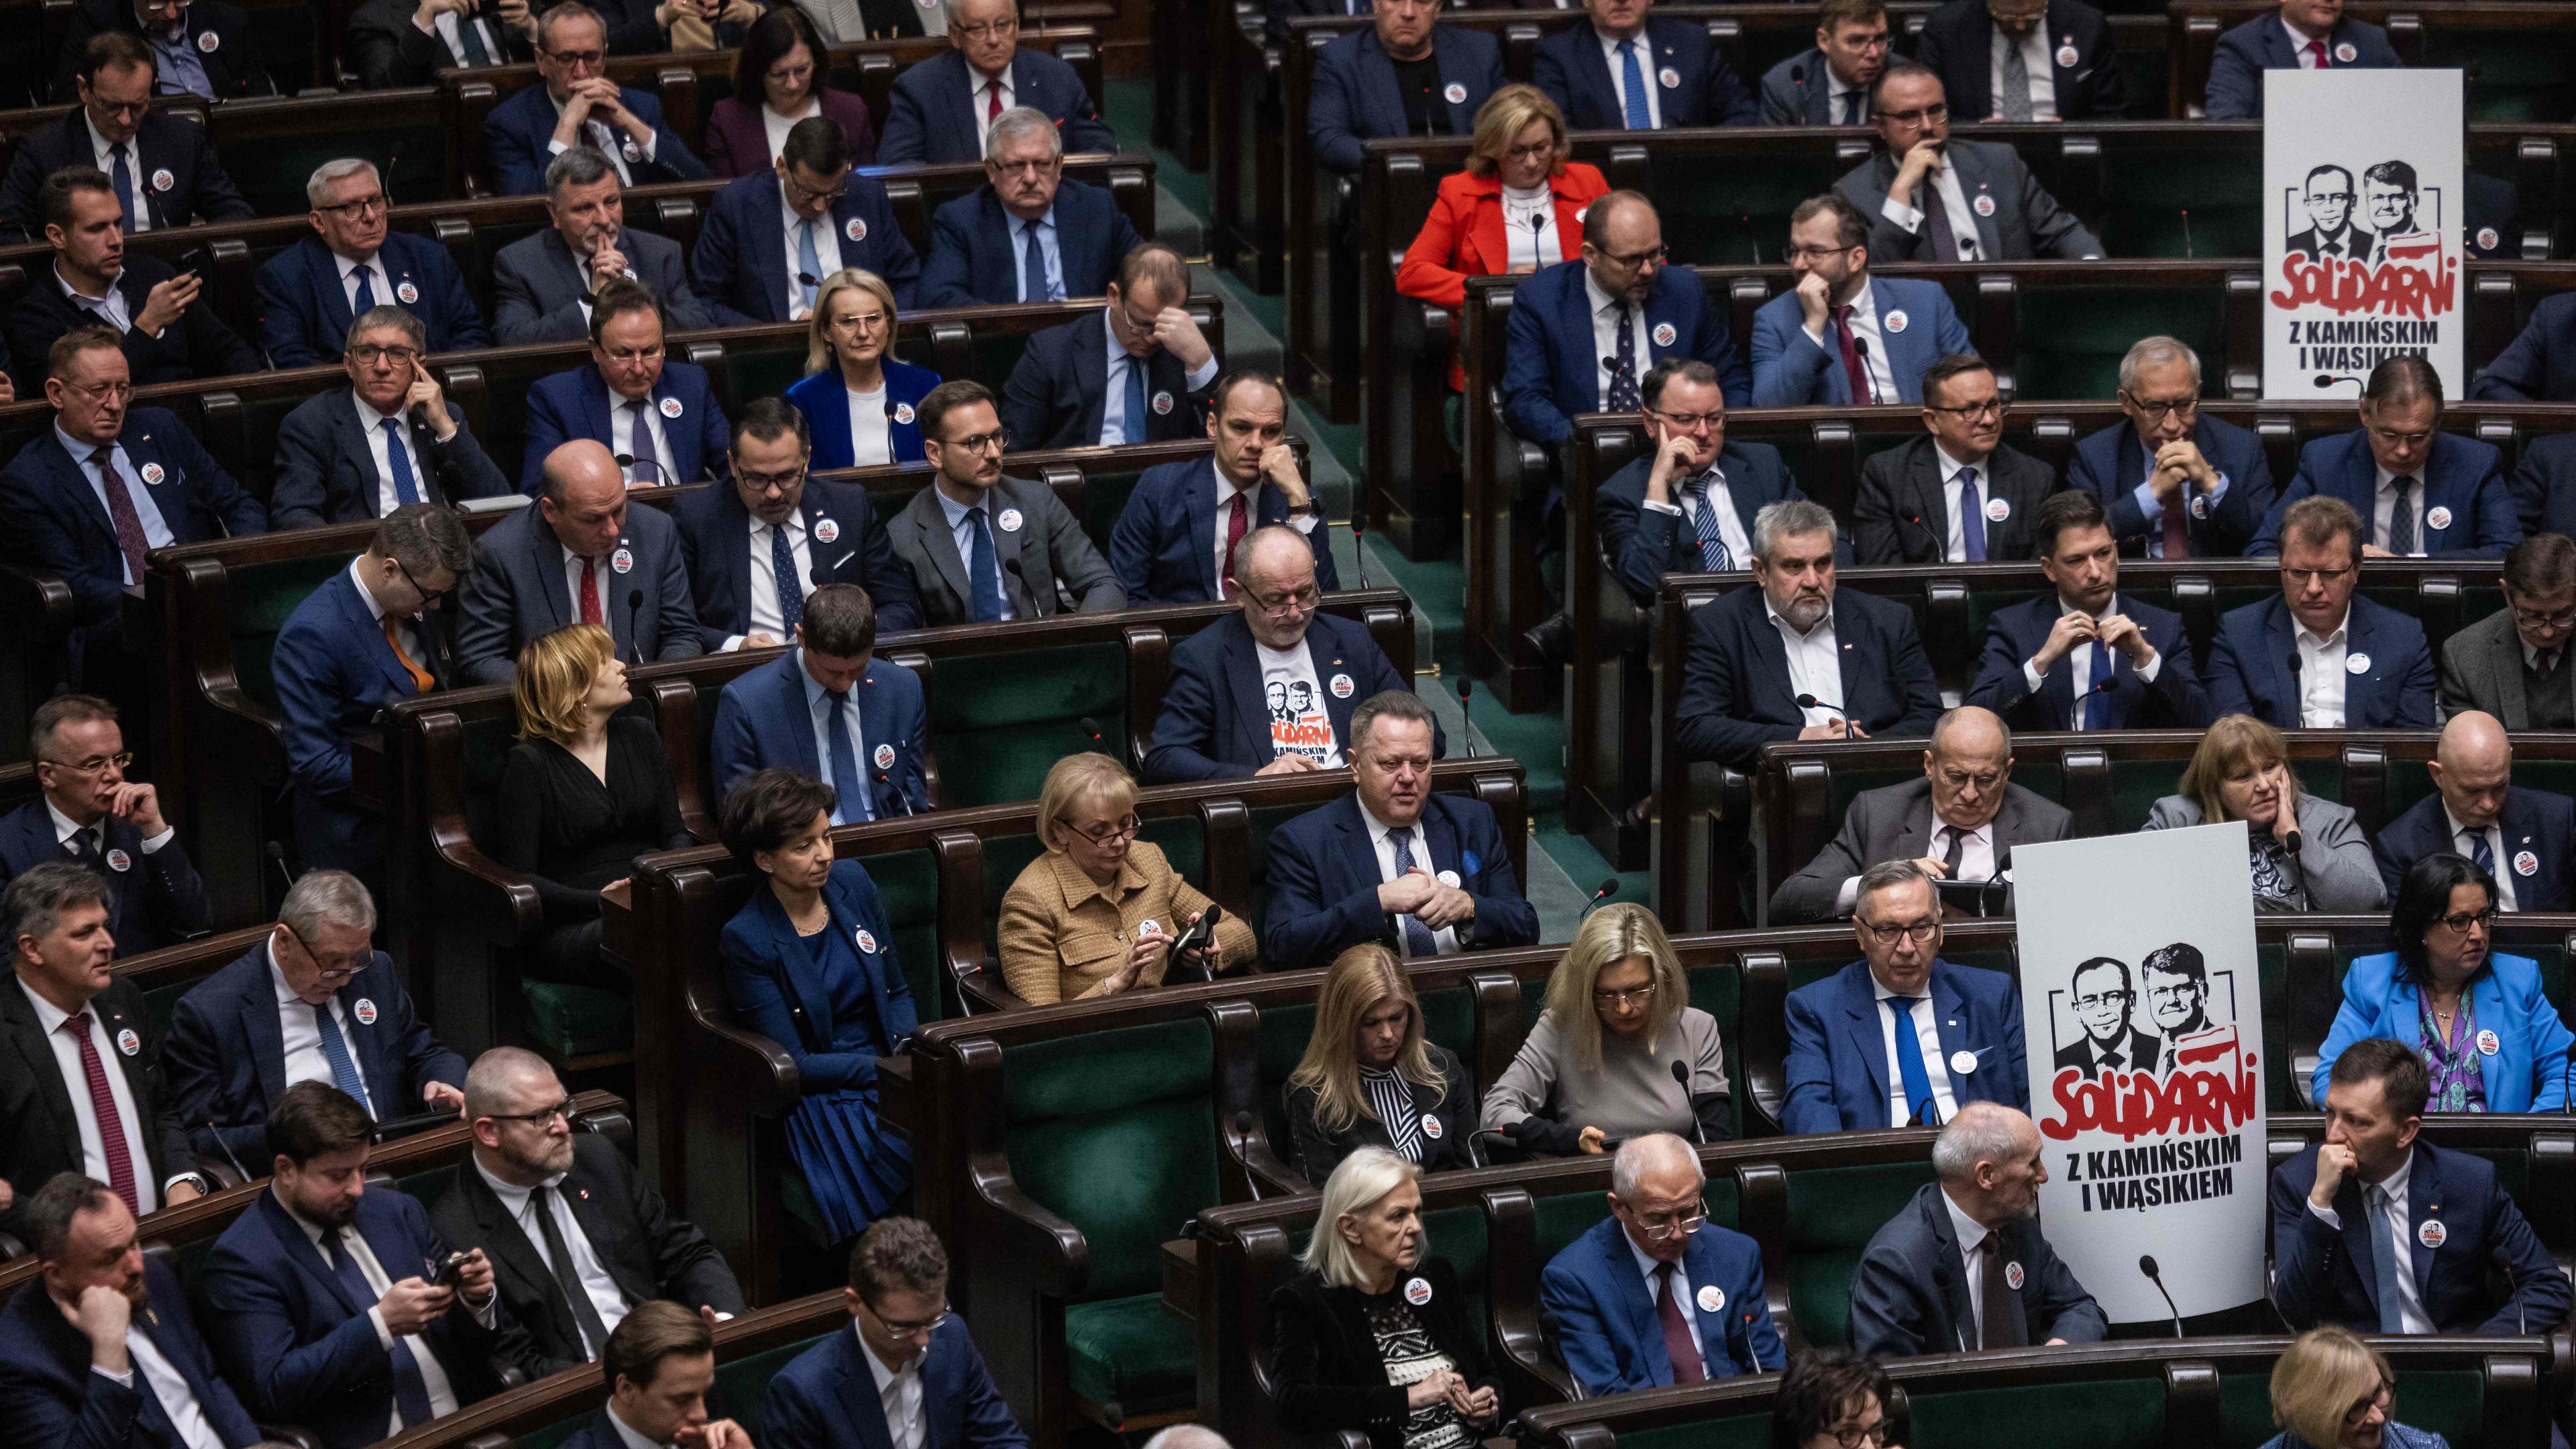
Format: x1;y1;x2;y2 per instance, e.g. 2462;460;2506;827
513;1414;588;1449
219;124;445;220
519;980;632;1059
2106;757;2186;833
1650;152;1834;270
1615;1413;1776;1449
1911;1378;2164;1449
1079;465;1155;552
2220;1367;2487;1449
2088;147;2259;259
968;328;1046;389
1782;1160;1937;1347
926;641;1127;807
1686;965;1747;1140
2434;31;2576;124
1960;582;2056;649
860;847;947;1020
2017;283;2226;400
716;333;842;414
233;553;366;714
1063;1293;1195;1410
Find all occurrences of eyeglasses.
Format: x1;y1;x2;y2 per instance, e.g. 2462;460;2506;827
2344;1383;2392;1428
2121;390;2200;423
783;172;849;207
2145;981;2202;1003
487;1097;577;1126
1623;1205;1705;1240
1501;140;1557;162
737;467;806;493
283;925;372;979
765;61;815;87
1649;407;1724;433
1595;243;1668;270
1068;814;1141;845
2282;565;2357;588
1927;398;2006;421
2367;426;2436;447
90;97;150;120
600;345;665;366
1857;918;1939;945
1784;244;1856;264
990;156;1062;176
867;1300;952;1338
2434;906;2499;934
830;309;890;331
2512;604;2576;631
1593;981;1658;1008
1876;102;1949;128
942;428;1010;455
318;193;389;219
58;378;133;402
388;556;451;609
46;750;133;774
544;47;607;67
350;343;421;366
951;16;1017;39
1829;1422;1892;1449
2072;990;2133;1011
1248;584;1320;616
1936;768;2003;791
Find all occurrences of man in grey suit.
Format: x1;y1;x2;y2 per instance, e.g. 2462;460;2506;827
887;379;1124;627
454;439;703;684
2440;531;2576;729
1832;63;2102;262
1769;704;2070;922
1756;0;1891;125
269;306;513;529
493;146;716;345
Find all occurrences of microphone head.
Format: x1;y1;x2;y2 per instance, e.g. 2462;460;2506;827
1596;876;1619;900
2286;829;2304;854
627;589;643;609
1851;335;1871;356
2139;1254;2160;1277
614;453;635;468
1794;693;1821;708
1078;716;1103;741
1672;1057;1691;1086
1233;1110;1255;1134
1458;678;1472;702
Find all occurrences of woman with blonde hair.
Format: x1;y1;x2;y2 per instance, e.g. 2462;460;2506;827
1481;903;1729;1155
2141;714;2382;912
996;753;1256;1004
2261;1326;2446;1449
784;268;943;470
1284;946;1477;1183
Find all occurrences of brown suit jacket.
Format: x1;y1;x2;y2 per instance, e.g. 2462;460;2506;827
996;841;1256;1004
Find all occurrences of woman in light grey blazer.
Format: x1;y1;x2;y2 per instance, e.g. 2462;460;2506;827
2141;714;2383;914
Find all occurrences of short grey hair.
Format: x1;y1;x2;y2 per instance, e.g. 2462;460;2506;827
537;0;605;48
278;869;378;940
345;304;425;355
545;146;619;197
1931;1102;2023;1183
1230;523;1310;590
1854;857;1933;915
1348;690;1436;760
2117;335;2202;396
985;105;1064;162
1610;1132;1703;1201
4;861;111;951
1300;1146;1419;1287
464;1045;558;1120
1752;498;1839;561
306;158;380;209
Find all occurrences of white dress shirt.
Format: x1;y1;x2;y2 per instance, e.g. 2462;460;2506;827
1499;182;1557;272
1988;24;2057;119
354;392;433;517
2018;594;2164;730
1098;327;1220;446
969;68;1014;125
1941;1187;1991;1348
282;1199;491;1435
1582;270;1655;407
85;114;151;233
761;100;820;169
860;1325;929;1449
1766;598;1842;726
1935;442;1990;561
545;93;655;184
95;1325;227;1449
1597;29;1662;128
1868;971;1960;1127
607;1402;669;1449
2286;17;2329;64
935;489;1014;621
1625;1236;1705;1362
780;199;845;319
728;511;811;649
1799;280;1896;402
470;1153;631;1354
846;386;894;466
1640;460;1756;565
2305;1152;2432;1333
2295;611;2351;728
2371;464;2428;556
1880;162;1982;260
1360;802;1461;957
433;8;504;66
339;251;395;317
56;262;135;334
45;796;173;859
59;421;172;589
17;979;168;1215
268;936;375;1116
616;396;675;485
2446;804;2518;910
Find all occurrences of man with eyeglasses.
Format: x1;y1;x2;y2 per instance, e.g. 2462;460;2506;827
1307;0;1503;175
698;115;918;325
1909;0;2126;124
1001;241;1218;451
1832;63;2101;264
888;378;1123;626
1;34;252;242
1112;371;1338;604
482;3;707;197
1756;0;1889;125
2286;165;2373;262
1539;1134;1781;1395
269;306;512;529
162;869;466;1177
2203;0;2399;121
2440;534;2576;728
2066;335;2273;559
1852;354;2057;564
710;582;931;820
494;146;718;344
0;694;205;962
2207;494;2436;729
2050;956;2157;1081
2136;943;2218;1077
919;106;1144;309
1597;358;1810;609
50;0;273;103
2253;356;2516;561
1965;489;2207;731
256;159;492;368
1532;0;1756;133
7;165;261;396
343;0;536;88
1750;193;1968;409
2373;710;2575;912
521;284;729;491
879;0;1114;165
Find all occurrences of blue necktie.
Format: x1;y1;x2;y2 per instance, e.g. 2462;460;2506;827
311;1001;375;1117
1888;996;1938;1126
325;1230;436;1428
1839;90;1865;125
1618;40;1654;129
1117;354;1149;445
796;218;823;315
352;264;378;315
455;13;491;64
1608;304;1642;411
380;419;421;507
1682;471;1731;571
2082;637;2113;730
1019;217;1053;303
109;143;137;232
966;505;1004;622
772;523;804;635
2369;1185;2404;1332
1957;466;1988;561
1387;826;1441;957
2465;829;2495;877
824;687;869;824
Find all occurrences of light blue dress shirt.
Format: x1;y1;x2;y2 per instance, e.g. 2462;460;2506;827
1005;207;1064;303
796;647;873;823
933;486;1014;621
57;421;174;586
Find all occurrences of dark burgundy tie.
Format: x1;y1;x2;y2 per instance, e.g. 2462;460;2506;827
1654;1263;1707;1383
93;447;150;587
1831;305;1871;403
64;1012;140;1215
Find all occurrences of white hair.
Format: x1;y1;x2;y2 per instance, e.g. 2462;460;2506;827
1752;498;1839;561
1931;1102;2025;1183
2117;335;2202;395
1142;1430;1232;1449
984;105;1064;162
305;158;380;209
1300;1147;1419;1288
1610;1132;1702;1201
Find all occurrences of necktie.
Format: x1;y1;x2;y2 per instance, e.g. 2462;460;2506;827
529;1185;613;1358
1926;185;1962;261
1830;303;1871;403
1607;305;1642;411
382;616;435;694
381;419;421;507
1941;826;1967;878
1998;36;2035;121
1221;493;1248;598
110;144;137;232
1957;466;1988;561
578;556;603;626
455;13;491;64
771;523;804;635
310;1001;376;1117
2388;476;2418;555
1386;826;1440;957
966;505;1004;622
2306;38;2330;68
2539;648;2563;682
1839;90;1864;125
91;447;150;588
66;827;103;870
1682;472;1731;571
1888;996;1937;1126
627;400;659;485
325;1230;435;1427
62;1013;139;1216
1018;218;1051;304
1653;1263;1707;1383
824;687;868;824
796;219;824;315
2369;1185;2404;1332
352;263;378;316
1118;354;1150;445
2082;635;2113;730
1618;40;1653;130
2465;828;2495;878
986;80;1006;123
1978;1236;2027;1347
2161;472;2192;559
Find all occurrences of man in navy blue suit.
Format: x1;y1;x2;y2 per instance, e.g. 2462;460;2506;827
919;107;1146;309
522;284;729;491
0;695;206;959
1309;0;1505;174
552;1303;754;1449
1595;360;1807;608
1965;490;2208;730
2252;358;2516;560
1750;194;1968;409
1110;372;1336;604
2271;1039;2569;1334
876;0;1116;166
2209;495;2436;729
2202;0;2400;120
163;869;467;1175
198;1081;532;1449
0;1173;263;1449
1672;498;1942;772
1910;0;2127;121
0;34;254;242
482;3;708;196
679;400;920;649
269;308;515;529
761;1215;1030;1449
2372;712;2575;911
710;584;930;822
50;0;273;102
1539;1134;1782;1396
2470;292;2576;402
696;117;918;325
1534;0;1756;131
256;158;492;367
1756;0;1890;125
1000;242;1219;451
1781;861;2027;1132
2065;335;2273;557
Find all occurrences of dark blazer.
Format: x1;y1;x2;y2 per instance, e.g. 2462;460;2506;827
1768;777;2072;924
2371;786;2576;912
521;359;731;491
341;0;531;87
1283;1042;1477;1184
784;362;942;472
2438;606;2576;731
2065;413;2275;557
1499;259;1748;447
0;798;208;957
482;82;709;197
1141;612;1430;783
1531;16;1756;130
718;860;916;1096
1108;458;1340;603
1849;1181;2107;1355
1262;792;1539;972
254;233;493;368
701;89;879;177
453;494;702;684
1539;1215;1783;1393
709;647;931;818
1310;25;1505;174
884;474;1124;625
272;567;453;876
1268;1258;1499;1449
875;47;1115;165
1672;584;1944;771
268;388;512;529
2269;1140;2571;1334
1593;443;1803;608
2508;431;2576;541
1833;138;2104;261
427;1134;743;1373
1748;276;1969;409
2471;293;2576;402
0;1254;261;1449
1782;959;2027;1132
696;168;918;323
2204;593;2438;730
0;109;252;241
1910;0;2128;120
757;1305;1028;1449
7;254;264;394
2204;15;2400;119
491;225;717;344
1852;435;2059;564
675;473;921;644
2251;429;2517;559
52;0;271;101
917;180;1143;309
1000;310;1214;451
0;971;196;1240
1964;592;2208;730
162;938;468;1171
0;407;265;637
1756;51;1868;125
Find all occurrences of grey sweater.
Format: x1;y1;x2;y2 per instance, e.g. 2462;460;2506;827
1481;1006;1729;1148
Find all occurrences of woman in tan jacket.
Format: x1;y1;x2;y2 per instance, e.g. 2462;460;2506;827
998;753;1259;1004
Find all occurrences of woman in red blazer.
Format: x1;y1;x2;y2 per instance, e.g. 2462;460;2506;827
1395;84;1609;390
703;6;879;176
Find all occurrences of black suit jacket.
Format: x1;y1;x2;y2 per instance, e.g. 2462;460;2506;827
0;109;254;242
2371;786;2576;912
2051;1026;2161;1078
341;0;531;87
1266;1258;1498;1449
1000;311;1215;452
0;972;197;1240
1847;1181;2106;1356
0;800;209;957
1282;1043;1476;1186
52;0;273;102
1910;0;2127;120
1672;584;1943;771
6;254;262;394
1852;435;2060;564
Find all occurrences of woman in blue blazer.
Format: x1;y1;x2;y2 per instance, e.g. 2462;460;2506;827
783;268;941;471
2313;853;2574;1112
717;767;919;1242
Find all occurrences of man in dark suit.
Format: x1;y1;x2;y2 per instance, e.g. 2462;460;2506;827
2065;335;2274;558
1534;0;1755;131
553;1303;755;1449
0;1172;262;1449
341;0;535;88
1142;525;1424;784
1849;1103;2104;1354
1965;490;2208;730
1910;0;2125;122
454;441;703;685
2284;164;2375;262
2251;357;2518;560
2373;711;2576;911
429;1047;740;1373
696;117;917;324
1852;354;2057;563
1262;690;1538;973
0;694;207;959
1000;242;1218;451
0;34;254;241
918;106;1144;309
709;584;930;822
2270;1038;2569;1334
1110;371;1336;604
876;0;1116;165
888;380;1124;625
1673;498;1943;771
2050;957;2159;1079
2207;495;2437;729
482;2;707;196
1756;0;1890;125
521;284;729;490
268;307;513;529
163;869;468;1175
2470;292;2576;402
1597;359;1805;608
493;146;718;343
2509;436;2576;545
1308;0;1503;174
198;1081;530;1449
1782;861;2027;1132
50;0;271;102
2202;0;2400;120
678;398;921;649
2440;533;2576;729
255;158;493;368
1539;1134;1782;1395
272;504;474;879
1750;194;1970;410
1833;64;2102;262
6;168;262;396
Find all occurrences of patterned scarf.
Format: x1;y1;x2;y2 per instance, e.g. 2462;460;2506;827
2417;993;2486;1112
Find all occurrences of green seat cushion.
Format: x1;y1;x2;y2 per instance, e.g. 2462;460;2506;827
1617;1413;1776;1449
2017;284;2225;400
519;981;632;1059
1911;1379;2163;1449
928;641;1127;806
1063;1293;1194;1411
1005;1019;1218;1300
1785;1161;1937;1347
859;848;945;1020
720;1334;837;1440
234;554;365;712
2220;1368;2485;1449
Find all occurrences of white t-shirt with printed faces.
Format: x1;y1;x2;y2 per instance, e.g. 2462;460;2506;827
1258;641;1344;768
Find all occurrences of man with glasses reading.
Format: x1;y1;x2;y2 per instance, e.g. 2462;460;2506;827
521;284;729;490
2440;534;2576;728
1751;193;1968;409
2067;335;2273;558
920;106;1143;309
698;115;918;325
257;159;492;368
1001;242;1218;451
2;34;251;241
879;0;1114;165
1853;353;2058;564
1111;371;1337;604
0;694;206;959
1833;63;2101;263
2373;710;2575;911
2207;494;2436;729
483;2;706;196
270;306;512;528
2253;355;2517;560
1597;358;1810;609
888;379;1123;626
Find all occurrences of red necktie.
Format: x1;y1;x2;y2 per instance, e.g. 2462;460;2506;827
64;1013;140;1216
2306;38;2328;68
986;81;1005;122
579;556;603;626
1831;305;1871;404
1221;494;1248;598
1654;1263;1707;1383
91;447;149;588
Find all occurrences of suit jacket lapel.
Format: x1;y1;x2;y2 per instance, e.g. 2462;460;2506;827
527;512;576;637
1929;971;1982;1098
2345;606;2379;724
1955;148;2004;259
241;967;290;1106
581;366;618;464
991;481;1034;614
310;239;358;343
1333;797;1383;904
1555;271;1601;412
751;176;792;315
1074;314;1111;443
2;987;83;1165
1921;1190;1974;1348
1894;792;1935;863
1222;625;1271;763
2407;1146;2439;1297
46;435;117;547
1574;31;1619;121
459;1159;559;1315
1180;465;1218;594
2485;619;2529;731
1354;32;1403;137
258;1192;372;1318
2332;1173;2383;1310
909;493;974;617
833;1330;899;1449
1839;968;1892;1118
335;570;423;698
1309;625;1360;757
769;655;825;776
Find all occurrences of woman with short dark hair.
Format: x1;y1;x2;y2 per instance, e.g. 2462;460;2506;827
1771;1350;1897;1449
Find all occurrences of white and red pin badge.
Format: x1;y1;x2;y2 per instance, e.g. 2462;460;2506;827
104;848;132;873
1330;672;1356;698
1405;1277;1434;1305
845;217;868;243
1973;192;1997;217
2515;849;2539;877
197;28;219;51
151;169;174;193
1151;390;1175;415
893;402;916;425
2419;1219;2447;1248
2345;652;2371;676
1658;66;1680;89
2477;227;2500;252
355;998;379;1026
117;1027;141;1057
611;547;635;574
857;928;879;953
998;507;1024;533
1652;322;1678;347
873;743;896;770
1884;309;1909;333
1437;869;1462;888
2055;40;2079;67
2004;1261;2025;1291
2426;506;2453;531
1697;1285;1725;1313
1984;496;2011;523
1421;1113;1443;1138
815;517;841;543
2190;493;2211;518
140;462;165;485
1140;920;1160;938
2475;1029;2502;1057
1950;1049;1978;1075
2334;41;2357;61
659;396;684;419
1574;206;1589;224
396;280;421;305
1442;83;1467;105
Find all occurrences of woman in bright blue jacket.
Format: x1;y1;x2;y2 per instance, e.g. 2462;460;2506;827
783;268;941;470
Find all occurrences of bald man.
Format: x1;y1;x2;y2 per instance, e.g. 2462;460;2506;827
2371;710;2576;910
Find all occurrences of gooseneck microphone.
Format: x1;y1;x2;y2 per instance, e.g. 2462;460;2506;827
611;454;670;486
875;771;916;817
206;1120;254;1186
1350;511;1370;591
2139;1255;2185;1339
1077;716;1104;746
1671;1057;1707;1144
1234;1111;1265;1202
1457;678;1478;758
625;589;644;664
1850;334;1879;404
1579;877;1619;917
1794;692;1850;718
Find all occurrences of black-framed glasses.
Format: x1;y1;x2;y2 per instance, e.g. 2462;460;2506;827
2072;990;2133;1012
1648;407;1723;433
284;925;372;979
388;556;451;610
1784;244;1857;264
1876;102;1949;128
543;46;607;67
2434;906;2498;934
782;170;850;208
350;343;421;366
942;428;1010;455
2282;565;2357;588
2343;1383;2392;1427
317;193;390;219
737;466;806;494
1247;583;1321;616
1068;814;1141;845
1596;242;1668;269
2510;601;2576;631
2366;424;2436;447
2120;390;2200;423
1857;918;1938;945
488;1097;577;1127
1829;1421;1892;1449
1927;398;2006;421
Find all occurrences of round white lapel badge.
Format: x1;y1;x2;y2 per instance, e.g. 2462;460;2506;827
873;743;896;769
151;169;174;193
2419;1219;2446;1248
659;396;684;419
998;507;1024;533
1950;1049;1978;1075
1884;309;1909;333
1696;1285;1725;1313
2004;1261;2025;1291
1658;66;1680;89
1421;1112;1443;1138
2515;849;2539;876
2345;652;2371;676
1151;390;1175;416
140;462;164;485
814;517;841;543
2191;494;2210;518
197;28;219;50
2477;227;2500;252
1405;1276;1433;1305
1973;193;1997;217
2055;42;2079;68
1437;869;1462;888
117;1027;140;1057
1574;206;1589;224
2475;1029;2501;1056
1984;496;2010;523
354;998;378;1026
396;280;420;305
845;217;867;243
104;848;132;872
1442;83;1466;105
611;547;635;574
857;928;879;953
1330;672;1356;698
1140;920;1160;938
1652;322;1678;347
893;402;916;425
2335;41;2357;62
2425;506;2453;531
623;140;643;162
